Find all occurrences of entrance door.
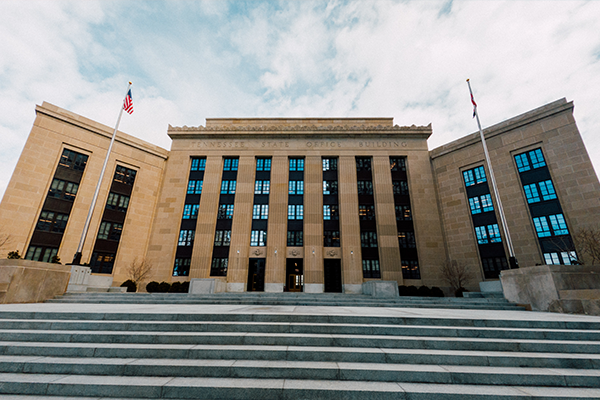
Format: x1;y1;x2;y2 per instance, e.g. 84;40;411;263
247;258;265;292
286;259;303;292
324;259;342;293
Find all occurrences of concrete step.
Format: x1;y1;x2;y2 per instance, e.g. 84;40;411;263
0;303;599;399
2;342;599;369
1;373;600;399
1;310;597;329
2;319;599;340
1;329;598;353
1;356;600;387
48;292;523;310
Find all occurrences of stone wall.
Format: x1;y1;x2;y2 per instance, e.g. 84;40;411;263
0;259;71;303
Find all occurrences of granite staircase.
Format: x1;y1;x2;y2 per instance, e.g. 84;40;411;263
47;291;525;310
1;298;600;399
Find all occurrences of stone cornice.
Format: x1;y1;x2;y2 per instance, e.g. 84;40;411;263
167;123;433;140
169;123;430;132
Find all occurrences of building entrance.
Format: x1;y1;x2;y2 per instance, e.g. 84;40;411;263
247;258;265;292
324;259;342;293
286;259;303;292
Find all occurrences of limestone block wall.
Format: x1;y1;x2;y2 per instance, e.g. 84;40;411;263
0;103;167;286
430;98;600;281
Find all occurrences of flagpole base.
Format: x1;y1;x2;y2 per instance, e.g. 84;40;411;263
72;252;83;266
509;256;519;269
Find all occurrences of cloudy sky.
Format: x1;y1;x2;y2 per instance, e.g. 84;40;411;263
1;0;599;200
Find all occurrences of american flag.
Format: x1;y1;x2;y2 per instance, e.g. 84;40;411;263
123;89;134;114
471;93;477;118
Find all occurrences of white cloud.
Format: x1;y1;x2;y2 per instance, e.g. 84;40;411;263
1;0;599;202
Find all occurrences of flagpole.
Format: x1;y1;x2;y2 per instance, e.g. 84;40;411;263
72;82;132;265
466;79;518;270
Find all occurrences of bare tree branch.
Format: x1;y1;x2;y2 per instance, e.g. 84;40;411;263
574;228;600;265
126;257;153;290
441;259;469;291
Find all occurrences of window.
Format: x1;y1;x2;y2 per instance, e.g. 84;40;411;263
97;221;123;241
220;180;236;194
190;158;206;171
533;217;551;238
356;157;371;171
289;158;304;171
288;205;304;220
323;158;337;171
114;166;137;186
178;229;195;246
324;230;340;247
223;158;239;171
254;180;270;194
323;180;338;195
515;148;546;173
182;204;199;219
289;180;304;195
360;231;378;248
463;166;486;187
89;252;115;273
475;224;501;244
187;180;203;195
287;231;303;246
481;194;494;212
250;230;267;246
524;180;556;203
25;246;58;263
533;214;569;237
544;251;577;265
106;192;130;212
357;181;373;195
359;205;375;220
481;257;508;276
173;258;191;276
549;214;569;235
402;260;420;280
523;183;540;203
59;149;88;171
469;197;482;214
36;211;69;233
469;194;493;214
323;205;339;220
539;180;557;201
362;259;380;278
395;205;411;221
390;157;406;172
214;230;231;246
398;231;416;248
393;180;409;195
253;204;269;220
256;158;272;171
218;204;234;219
48;179;79;201
210;258;228;276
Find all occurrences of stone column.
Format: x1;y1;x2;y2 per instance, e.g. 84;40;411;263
372;155;403;284
190;155;222;279
304;155;324;293
227;156;256;292
264;155;288;292
338;155;363;293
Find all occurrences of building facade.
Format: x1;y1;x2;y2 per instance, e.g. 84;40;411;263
0;99;598;292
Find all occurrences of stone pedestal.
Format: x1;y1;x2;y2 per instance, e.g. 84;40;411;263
189;278;226;294
501;265;600;314
0;259;71;303
362;280;399;297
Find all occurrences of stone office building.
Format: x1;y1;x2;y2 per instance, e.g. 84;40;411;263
0;98;598;293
